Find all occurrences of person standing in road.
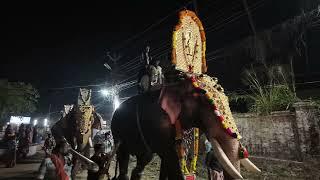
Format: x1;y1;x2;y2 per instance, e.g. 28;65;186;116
87;143;110;180
204;139;224;180
3;124;17;168
43;133;56;156
37;139;73;180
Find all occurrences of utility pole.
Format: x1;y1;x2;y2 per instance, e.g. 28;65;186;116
48;104;51;130
289;55;297;97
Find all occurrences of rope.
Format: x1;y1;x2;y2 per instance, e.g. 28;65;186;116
242;0;257;36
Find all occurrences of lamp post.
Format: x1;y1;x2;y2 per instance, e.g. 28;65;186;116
114;95;120;110
101;89;110;97
33;119;38;126
101;88;120;111
43;118;49;131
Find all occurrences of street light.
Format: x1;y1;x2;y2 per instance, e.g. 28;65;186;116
114;96;120;110
101;89;110;97
33;119;38;126
44;118;48;127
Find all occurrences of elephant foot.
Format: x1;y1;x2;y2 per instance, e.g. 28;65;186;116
131;169;143;180
117;174;129;180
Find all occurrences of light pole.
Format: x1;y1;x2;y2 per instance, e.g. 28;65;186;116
33;119;38;126
101;89;110;97
113;95;120;110
100;88;120;111
48;104;51;125
44;118;48;127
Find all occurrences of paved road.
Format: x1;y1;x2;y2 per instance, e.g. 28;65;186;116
0;149;163;180
0;150;157;180
0;148;117;180
0;163;40;180
0;151;42;180
0;151;89;180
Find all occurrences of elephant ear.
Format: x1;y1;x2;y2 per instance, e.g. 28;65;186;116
51;118;65;140
160;86;181;125
92;112;103;130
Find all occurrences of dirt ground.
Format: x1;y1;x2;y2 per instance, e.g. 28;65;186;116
1;151;319;179
104;155;320;180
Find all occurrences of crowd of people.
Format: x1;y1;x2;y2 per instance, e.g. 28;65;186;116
37;131;113;180
3;122;221;179
37;138;73;180
2;121;114;179
2;123;41;168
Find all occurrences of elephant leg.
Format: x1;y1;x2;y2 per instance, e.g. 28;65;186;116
131;152;153;180
159;159;168;180
160;149;184;180
81;144;91;169
71;158;80;179
117;145;130;180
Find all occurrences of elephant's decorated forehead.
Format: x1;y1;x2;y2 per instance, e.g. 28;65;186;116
74;105;93;131
188;73;242;139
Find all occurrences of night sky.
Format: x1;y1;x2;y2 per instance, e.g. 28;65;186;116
2;0;318;119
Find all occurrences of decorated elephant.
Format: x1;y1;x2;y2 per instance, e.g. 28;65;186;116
111;10;260;180
51;88;103;175
111;71;260;180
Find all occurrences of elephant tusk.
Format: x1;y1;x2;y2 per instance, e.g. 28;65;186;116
88;137;93;148
240;158;261;173
210;138;244;179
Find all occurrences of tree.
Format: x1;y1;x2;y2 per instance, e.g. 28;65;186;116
0;80;40;125
224;6;319;95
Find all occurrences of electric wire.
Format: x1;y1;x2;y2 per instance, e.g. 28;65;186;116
111;1;193;53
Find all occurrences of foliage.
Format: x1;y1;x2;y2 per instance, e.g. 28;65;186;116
242;64;297;115
226;6;319;64
227;92;254;113
0;81;40;125
314;99;320;108
308;97;320;110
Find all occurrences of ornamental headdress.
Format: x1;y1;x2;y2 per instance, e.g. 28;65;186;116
171;10;241;140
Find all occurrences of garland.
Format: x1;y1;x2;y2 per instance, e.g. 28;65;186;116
188;74;241;139
175;120;199;176
188;74;250;158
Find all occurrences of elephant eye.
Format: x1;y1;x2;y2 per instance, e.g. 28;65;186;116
192;92;200;97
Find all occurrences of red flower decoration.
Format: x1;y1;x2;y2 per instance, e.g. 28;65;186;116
218;115;224;122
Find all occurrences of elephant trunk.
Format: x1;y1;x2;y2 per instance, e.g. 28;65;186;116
209;138;243;179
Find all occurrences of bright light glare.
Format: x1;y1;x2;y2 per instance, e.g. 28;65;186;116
44;118;48;127
10;116;31;124
114;96;120;110
33;119;38;126
101;89;110;97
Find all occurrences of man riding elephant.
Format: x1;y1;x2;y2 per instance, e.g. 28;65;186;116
110;10;261;180
111;70;260;180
